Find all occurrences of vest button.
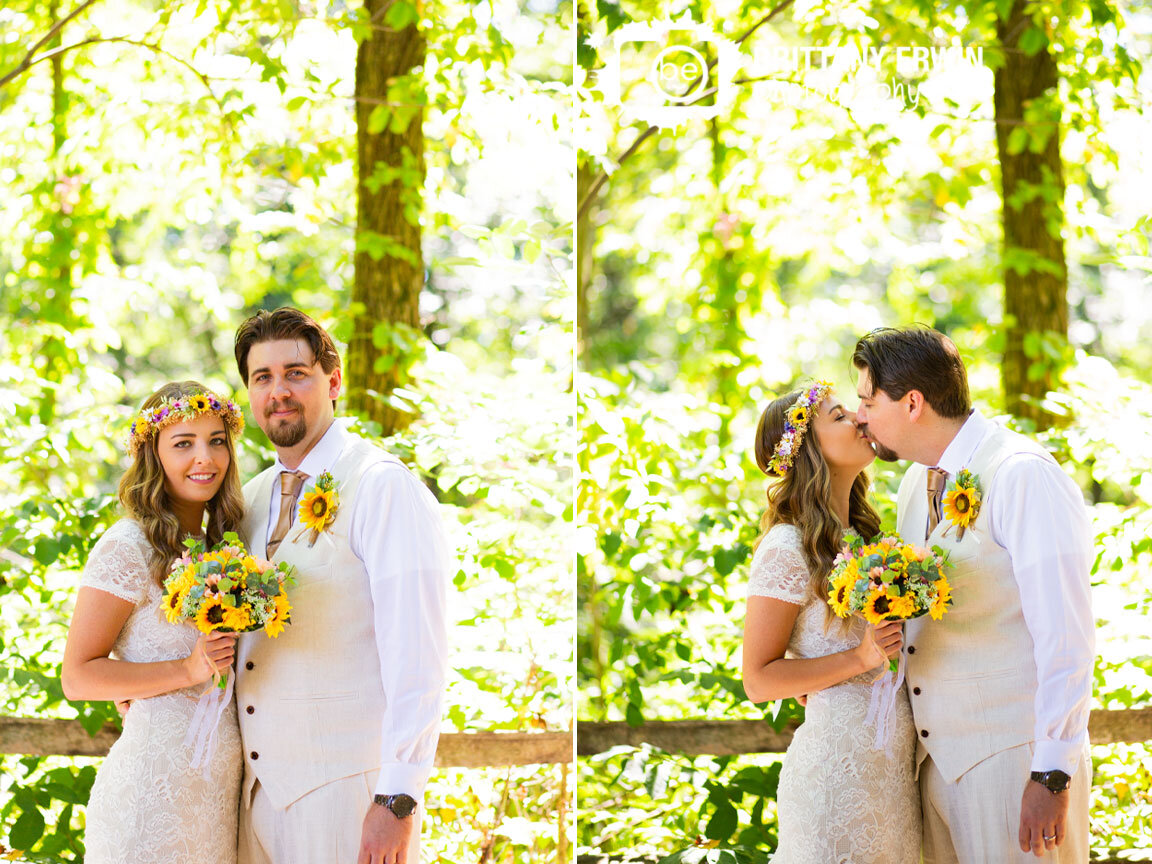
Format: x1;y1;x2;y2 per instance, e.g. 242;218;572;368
250;751;259;760
907;646;916;654
920;729;929;738
246;705;255;714
913;687;921;695
246;661;255;670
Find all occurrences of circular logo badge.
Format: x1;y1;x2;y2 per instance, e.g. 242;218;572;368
648;45;709;103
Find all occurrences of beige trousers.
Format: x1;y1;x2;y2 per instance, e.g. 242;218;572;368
921;743;1090;864
238;770;422;864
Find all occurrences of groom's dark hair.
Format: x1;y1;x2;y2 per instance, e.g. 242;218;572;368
852;326;971;419
234;307;342;408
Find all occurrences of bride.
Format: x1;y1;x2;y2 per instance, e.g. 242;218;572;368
61;381;245;863
741;381;920;863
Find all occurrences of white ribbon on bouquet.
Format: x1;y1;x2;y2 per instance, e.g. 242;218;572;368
183;655;235;780
864;648;906;757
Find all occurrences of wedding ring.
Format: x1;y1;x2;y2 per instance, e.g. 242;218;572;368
1043;835;1056;841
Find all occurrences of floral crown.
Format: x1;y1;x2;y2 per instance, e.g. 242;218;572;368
765;380;834;476
126;391;245;457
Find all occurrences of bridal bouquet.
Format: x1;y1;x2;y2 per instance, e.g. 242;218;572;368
827;530;953;645
826;530;952;753
164;531;296;658
162;532;295;777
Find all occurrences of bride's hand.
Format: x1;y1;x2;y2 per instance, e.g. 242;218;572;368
183;632;238;686
857;621;903;670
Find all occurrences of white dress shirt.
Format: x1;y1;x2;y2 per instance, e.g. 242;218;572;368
264;419;450;797
932;409;1095;775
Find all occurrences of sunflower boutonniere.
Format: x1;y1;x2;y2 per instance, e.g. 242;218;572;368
294;471;341;547
941;468;982;540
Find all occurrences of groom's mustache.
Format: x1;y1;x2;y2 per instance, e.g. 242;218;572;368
265;399;303;418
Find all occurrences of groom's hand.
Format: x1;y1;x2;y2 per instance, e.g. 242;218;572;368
358;802;414;864
1018;780;1069;857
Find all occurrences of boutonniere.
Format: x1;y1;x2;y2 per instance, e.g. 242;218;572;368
293;471;341;547
941;468;983;540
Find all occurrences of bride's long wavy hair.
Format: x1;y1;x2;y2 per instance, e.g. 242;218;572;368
753;389;881;627
118;381;246;587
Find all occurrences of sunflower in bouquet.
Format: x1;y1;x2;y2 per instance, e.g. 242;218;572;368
163;531;296;684
827;530;953;670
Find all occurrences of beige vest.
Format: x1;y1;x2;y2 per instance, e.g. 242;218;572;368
236;435;400;808
898;422;1055;782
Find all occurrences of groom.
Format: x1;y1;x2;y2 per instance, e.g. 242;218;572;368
233;307;449;864
852;326;1094;862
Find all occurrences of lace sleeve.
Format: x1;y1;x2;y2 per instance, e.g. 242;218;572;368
79;520;152;605
747;525;811;605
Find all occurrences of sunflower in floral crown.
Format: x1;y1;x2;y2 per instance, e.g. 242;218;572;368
188;393;212;413
788;403;811;427
195;596;226;632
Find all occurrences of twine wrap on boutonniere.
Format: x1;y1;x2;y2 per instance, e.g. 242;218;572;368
293;471;341;547
941;468;983;541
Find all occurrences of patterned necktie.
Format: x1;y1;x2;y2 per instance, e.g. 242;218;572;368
925;467;948;540
267;470;308;558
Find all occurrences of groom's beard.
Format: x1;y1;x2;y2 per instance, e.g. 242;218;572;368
265;400;308;447
861;428;900;462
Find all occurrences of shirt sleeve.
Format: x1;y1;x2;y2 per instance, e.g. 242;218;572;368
350;460;451;799
989;454;1095;776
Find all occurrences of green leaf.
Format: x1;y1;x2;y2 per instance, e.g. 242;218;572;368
10;805;46;849
367;104;390;135
704;799;738;840
384;0;419;30
1019;26;1048;57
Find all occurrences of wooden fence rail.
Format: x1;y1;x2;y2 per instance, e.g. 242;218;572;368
0;716;573;768
577;707;1152;757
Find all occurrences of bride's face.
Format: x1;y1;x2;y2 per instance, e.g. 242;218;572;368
156;413;230;505
811;396;874;473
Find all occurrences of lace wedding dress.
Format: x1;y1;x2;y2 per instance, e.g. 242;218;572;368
747;524;920;864
79;519;241;864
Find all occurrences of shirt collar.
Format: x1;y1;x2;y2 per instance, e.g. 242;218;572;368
272;419;348;479
935;408;990;477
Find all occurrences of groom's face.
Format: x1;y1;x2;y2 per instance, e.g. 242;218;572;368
246;338;340;448
855;367;903;463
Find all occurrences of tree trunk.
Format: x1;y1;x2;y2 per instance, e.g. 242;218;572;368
993;0;1068;430
347;1;426;436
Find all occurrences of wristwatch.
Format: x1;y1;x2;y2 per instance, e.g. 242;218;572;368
373;793;418;819
1030;769;1071;795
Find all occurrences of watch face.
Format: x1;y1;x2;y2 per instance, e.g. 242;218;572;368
1048;771;1071;792
389;794;417;818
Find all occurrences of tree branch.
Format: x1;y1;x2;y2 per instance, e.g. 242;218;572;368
0;0;100;91
578;0;796;221
0;35;230;127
